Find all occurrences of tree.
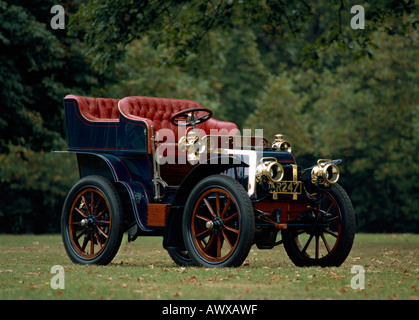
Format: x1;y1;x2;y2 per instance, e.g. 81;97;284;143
245;30;419;232
70;0;417;72
92;26;268;129
0;0;110;232
0;0;110;152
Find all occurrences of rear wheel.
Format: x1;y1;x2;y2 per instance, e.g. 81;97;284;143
183;175;255;267
61;176;124;265
282;183;355;267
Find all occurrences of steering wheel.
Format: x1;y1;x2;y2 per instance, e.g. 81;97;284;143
170;107;213;127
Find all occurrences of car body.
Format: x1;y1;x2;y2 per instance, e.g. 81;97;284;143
59;95;355;267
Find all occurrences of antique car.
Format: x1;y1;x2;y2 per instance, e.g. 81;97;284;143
59;95;355;268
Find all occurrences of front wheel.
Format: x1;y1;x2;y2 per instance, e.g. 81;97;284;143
282;183;355;267
182;175;255;267
61;176;124;265
166;249;196;266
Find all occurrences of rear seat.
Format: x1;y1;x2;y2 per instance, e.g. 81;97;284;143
65;95;120;122
64;94;239;153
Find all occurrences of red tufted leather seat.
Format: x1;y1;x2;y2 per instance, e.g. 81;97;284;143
118;96;238;140
64;94;240;154
65;95;120;122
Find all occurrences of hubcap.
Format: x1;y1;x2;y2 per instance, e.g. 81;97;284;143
80;215;97;230
206;217;223;232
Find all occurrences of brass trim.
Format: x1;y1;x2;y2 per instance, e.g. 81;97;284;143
292;164;298;200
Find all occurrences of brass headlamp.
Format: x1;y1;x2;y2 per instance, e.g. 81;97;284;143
311;159;340;186
272;134;292;153
256;157;284;184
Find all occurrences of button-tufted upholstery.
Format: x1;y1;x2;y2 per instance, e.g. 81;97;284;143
65;95;120;122
118;96;238;140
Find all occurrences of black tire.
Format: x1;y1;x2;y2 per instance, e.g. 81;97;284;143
182;175;255;267
61;175;124;265
282;183;355;267
167;249;196;266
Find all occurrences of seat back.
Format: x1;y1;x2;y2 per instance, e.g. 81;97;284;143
118;96;238;140
66;95;120;122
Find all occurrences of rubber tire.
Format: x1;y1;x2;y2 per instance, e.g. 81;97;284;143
283;183;355;267
167;249;196;266
182;175;255;268
61;175;124;265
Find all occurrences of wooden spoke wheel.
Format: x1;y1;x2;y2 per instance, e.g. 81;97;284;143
183;175;254;267
282;183;355;267
61;176;123;265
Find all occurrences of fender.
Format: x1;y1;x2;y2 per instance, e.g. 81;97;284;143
172;154;249;207
56;151;155;232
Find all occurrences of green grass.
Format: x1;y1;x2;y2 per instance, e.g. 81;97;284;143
0;233;417;300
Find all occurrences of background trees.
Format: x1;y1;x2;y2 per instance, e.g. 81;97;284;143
246;31;419;232
1;0;417;232
0;0;110;232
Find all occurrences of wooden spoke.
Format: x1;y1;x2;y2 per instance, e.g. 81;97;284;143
75;207;87;218
223;212;238;223
203;198;217;218
302;234;314;254
215;192;220;216
321;233;331;253
324;228;339;238
315;236;320;259
220;197;231;218
223;225;239;234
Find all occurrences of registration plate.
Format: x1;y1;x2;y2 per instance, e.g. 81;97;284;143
271;181;302;195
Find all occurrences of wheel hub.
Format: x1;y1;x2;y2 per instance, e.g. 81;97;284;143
298;211;328;236
205;217;223;233
80;215;96;231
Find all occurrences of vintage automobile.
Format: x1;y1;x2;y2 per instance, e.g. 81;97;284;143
59;95;355;268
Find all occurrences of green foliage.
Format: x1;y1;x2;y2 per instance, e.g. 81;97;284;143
93;27;268;128
71;0;417;71
245;31;419;232
0;1;111;232
0;0;109;152
0;144;78;233
91;37;223;110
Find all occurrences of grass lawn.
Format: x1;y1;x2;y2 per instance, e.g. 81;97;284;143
0;233;417;300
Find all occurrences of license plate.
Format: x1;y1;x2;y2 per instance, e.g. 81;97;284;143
271;181;302;194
